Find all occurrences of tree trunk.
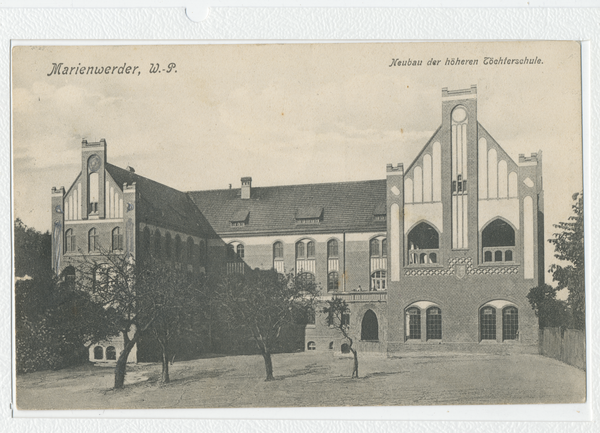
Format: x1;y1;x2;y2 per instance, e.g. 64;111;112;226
261;349;274;381
161;350;170;384
114;332;138;389
351;348;359;379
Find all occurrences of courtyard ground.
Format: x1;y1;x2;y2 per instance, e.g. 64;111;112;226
16;351;586;410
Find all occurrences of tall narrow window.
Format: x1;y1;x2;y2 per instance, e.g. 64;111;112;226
307;241;315;258
426;307;442;340
88;228;99;252
480;307;496;340
112;227;123;251
65;229;76;253
407;308;421;340
273;241;284;259
327;239;338;258
63;266;76;287
382;238;387;257
142;227;151;257
94;346;103;360
236;244;245;259
165;233;172;259
296;242;305;258
89;172;99;214
198;240;206;265
503;307;519;340
327;271;339;292
370;238;380;257
105;346;116;360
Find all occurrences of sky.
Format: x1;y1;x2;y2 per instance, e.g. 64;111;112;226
12;41;583;279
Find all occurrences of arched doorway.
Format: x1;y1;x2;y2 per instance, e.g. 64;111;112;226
361;310;379;341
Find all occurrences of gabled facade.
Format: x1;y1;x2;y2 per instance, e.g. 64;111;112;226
51;85;544;360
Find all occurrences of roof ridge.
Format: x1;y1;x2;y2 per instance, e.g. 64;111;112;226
187;178;386;194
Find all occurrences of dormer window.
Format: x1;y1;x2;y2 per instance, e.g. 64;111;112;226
295;206;323;224
373;203;386;222
230;210;249;227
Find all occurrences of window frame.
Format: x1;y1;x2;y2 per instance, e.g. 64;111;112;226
273;241;284;260
65;228;76;253
111;227;123;252
88;227;99;252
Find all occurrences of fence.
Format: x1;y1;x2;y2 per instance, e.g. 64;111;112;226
539;327;586;370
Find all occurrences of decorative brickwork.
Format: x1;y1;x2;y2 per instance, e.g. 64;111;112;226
405;257;519;277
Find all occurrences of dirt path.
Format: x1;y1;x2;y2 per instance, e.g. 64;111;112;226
16;352;586;410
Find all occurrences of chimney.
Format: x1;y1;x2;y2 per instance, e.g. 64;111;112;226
241;177;252;199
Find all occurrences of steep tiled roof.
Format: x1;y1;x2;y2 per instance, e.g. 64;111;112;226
187;180;387;237
105;163;212;237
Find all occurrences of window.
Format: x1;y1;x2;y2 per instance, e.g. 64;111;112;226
307;341;316;351
480;307;497;340
341;312;350;327
105;346;116;360
93;346;103;360
273;242;284;259
198;240;206;265
407;222;439;265
482;219;516;263
227;244;235;261
88;228;99;252
329;342;334;350
142;227;151;257
65;229;76;253
63;266;76;287
165;233;172;259
307;241;315;258
407;308;421;340
370;238;380;257
112;227;123;251
296;242;305;258
503;307;519;340
382;239;387;257
327;271;339;292
361;310;379;341
298;272;315;284
327;239;338;258
426;307;442;340
370;270;386;291
154;230;162;257
89;172;99;214
236;244;245;259
341;343;350;354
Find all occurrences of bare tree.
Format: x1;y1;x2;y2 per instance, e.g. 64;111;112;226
216;269;318;381
75;251;206;388
323;297;359;378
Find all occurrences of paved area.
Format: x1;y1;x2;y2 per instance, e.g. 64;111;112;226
16;351;586;410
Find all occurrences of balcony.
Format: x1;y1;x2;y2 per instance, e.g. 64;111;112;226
407;249;440;266
323;290;387;303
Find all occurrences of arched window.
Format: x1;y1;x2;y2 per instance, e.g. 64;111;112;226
298;272;315;284
370;271;386;291
154;230;162;257
63;266;76;287
236;244;245;259
361;310;379;341
307;241;315;258
296;241;305;258
65;229;76;253
482;219;516;263
307;341;316;351
406;307;421;340
341;343;350;354
327;271;339;292
273;241;284;260
105;346;116;360
174;235;182;261
88;228;99;252
165;233;172;259
227;243;235;261
480;307;497;340
93;346;103;360
370;238;380;257
327;239;338;258
112;227;123;251
426;307;442;340
187;237;195;263
382;239;387;257
407;222;439;265
89;172;99;214
503;307;519;340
